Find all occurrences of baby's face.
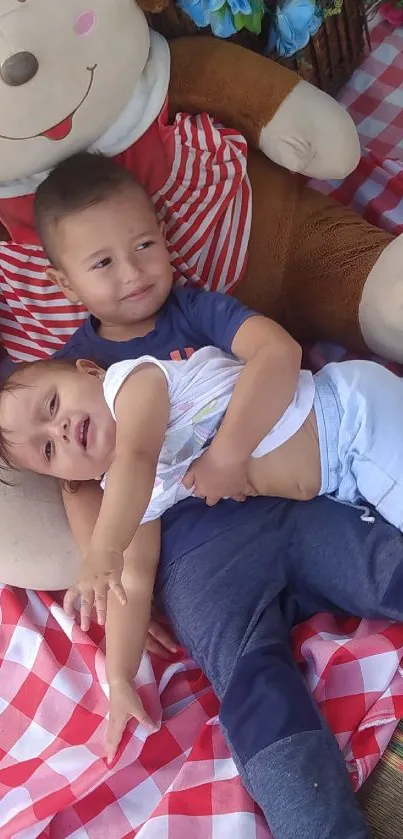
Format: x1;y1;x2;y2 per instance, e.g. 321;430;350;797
0;362;116;482
49;186;173;328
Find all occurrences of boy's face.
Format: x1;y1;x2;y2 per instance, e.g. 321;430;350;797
48;186;173;327
0;362;116;482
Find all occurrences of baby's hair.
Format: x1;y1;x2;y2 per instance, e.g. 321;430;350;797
34;151;153;267
0;358;77;485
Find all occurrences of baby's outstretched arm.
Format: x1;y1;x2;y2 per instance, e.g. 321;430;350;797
65;364;170;630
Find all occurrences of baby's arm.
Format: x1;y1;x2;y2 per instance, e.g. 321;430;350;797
105;518;161;762
63;478;177;655
92;365;169;554
185;316;302;503
65;364;170;629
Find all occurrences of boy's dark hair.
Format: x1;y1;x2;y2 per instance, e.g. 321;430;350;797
34;151;144;266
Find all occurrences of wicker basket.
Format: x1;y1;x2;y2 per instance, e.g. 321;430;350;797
148;0;370;96
273;1;370;97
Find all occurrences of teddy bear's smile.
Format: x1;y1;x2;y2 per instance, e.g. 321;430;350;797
0;63;97;142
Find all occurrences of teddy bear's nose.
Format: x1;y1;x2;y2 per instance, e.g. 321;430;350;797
0;51;38;87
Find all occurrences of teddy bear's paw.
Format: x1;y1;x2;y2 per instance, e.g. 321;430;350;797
259;80;360;181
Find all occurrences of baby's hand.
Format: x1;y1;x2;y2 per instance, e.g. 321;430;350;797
63;549;127;631
106;678;156;764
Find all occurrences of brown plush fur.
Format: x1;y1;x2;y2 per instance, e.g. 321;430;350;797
168;37;394;350
169;37;299;146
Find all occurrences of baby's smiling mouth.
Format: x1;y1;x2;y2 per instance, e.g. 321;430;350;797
0;64;97;142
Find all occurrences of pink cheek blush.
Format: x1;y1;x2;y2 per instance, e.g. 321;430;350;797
74;10;97;37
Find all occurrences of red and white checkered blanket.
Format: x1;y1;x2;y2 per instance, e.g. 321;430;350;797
2;14;403;839
311;15;403;234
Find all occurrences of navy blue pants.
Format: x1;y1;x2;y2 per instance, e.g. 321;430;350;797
157;495;403;839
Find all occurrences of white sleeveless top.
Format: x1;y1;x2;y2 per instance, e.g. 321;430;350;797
102;346;315;522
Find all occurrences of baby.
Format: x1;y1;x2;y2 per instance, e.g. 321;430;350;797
1;339;403;625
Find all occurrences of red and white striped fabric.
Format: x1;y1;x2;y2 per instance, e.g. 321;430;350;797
0;111;251;362
154;113;251;294
0;244;87;362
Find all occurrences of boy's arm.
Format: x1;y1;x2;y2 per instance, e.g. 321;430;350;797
62;479;103;555
105;519;161;761
185;290;301;455
214;316;302;459
184;316;301;503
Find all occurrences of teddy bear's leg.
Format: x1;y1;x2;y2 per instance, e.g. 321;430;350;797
234;149;398;356
260;79;360;180
359;235;403;362
282;184;396;353
168;37;359;180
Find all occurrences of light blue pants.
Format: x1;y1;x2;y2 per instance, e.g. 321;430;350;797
314;360;403;530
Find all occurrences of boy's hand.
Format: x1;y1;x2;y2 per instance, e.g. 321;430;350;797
146;613;179;658
63;549;127;632
183;449;253;506
106;678;156;763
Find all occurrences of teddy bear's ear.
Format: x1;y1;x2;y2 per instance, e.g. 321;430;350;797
136;0;170;12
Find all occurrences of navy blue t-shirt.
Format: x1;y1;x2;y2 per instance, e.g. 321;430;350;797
57;287;258;565
55;287;254;367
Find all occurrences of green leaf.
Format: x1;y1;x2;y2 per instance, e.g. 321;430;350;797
233;9;264;33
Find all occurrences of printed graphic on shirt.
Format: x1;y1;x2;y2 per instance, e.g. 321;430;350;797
169;347;195;361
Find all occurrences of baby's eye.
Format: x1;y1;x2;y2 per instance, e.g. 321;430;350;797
44;440;52;462
92;257;112;270
136;240;153;251
49;393;57;416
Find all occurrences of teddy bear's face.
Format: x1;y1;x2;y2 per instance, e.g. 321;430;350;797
0;0;150;182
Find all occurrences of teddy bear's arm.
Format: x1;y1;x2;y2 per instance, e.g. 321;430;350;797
168;36;359;180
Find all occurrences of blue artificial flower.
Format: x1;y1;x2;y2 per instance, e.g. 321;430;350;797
178;0;264;37
208;3;238;36
178;0;225;29
268;0;323;58
178;0;237;36
227;0;253;16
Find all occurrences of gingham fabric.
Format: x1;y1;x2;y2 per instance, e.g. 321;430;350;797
3;13;403;839
2;589;403;839
310;15;403;235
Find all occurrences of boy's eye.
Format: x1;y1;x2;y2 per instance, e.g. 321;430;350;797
44;440;52;462
92;257;112;270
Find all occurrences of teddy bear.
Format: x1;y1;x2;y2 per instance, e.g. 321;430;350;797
1;0;400;366
0;0;401;582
